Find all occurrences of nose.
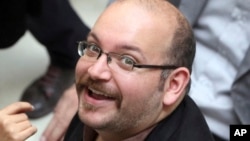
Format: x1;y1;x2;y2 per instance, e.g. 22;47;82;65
87;54;112;81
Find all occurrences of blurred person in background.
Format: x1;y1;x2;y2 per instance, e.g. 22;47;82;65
0;0;90;119
178;0;250;140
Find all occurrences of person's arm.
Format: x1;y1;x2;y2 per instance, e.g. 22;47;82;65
41;84;78;141
0;102;37;141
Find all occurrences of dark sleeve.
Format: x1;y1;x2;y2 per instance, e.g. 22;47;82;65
0;0;27;48
26;0;90;67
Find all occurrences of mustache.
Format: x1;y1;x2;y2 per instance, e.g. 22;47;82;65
76;77;120;99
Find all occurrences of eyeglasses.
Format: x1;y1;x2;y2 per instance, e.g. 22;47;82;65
77;41;178;71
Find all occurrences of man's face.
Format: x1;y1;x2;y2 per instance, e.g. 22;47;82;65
75;2;174;134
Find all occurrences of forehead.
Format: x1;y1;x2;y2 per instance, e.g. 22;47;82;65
89;1;176;62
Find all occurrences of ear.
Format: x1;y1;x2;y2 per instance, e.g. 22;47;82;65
162;67;190;106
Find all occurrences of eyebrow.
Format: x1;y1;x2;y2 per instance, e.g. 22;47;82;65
87;32;146;60
87;32;100;43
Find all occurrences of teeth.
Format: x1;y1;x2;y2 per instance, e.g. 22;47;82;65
88;87;113;98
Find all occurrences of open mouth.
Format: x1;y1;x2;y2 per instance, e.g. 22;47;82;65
88;87;115;100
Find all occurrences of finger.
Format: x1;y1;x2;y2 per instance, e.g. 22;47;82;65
0;113;29;131
9;113;29;123
0;102;34;115
18;125;37;141
0;121;36;141
14;120;33;133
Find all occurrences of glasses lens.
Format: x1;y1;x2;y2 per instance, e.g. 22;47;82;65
77;41;134;72
110;54;134;71
85;44;101;58
78;42;102;63
78;42;85;56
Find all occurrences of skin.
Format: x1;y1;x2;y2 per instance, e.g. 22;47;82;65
0;102;37;141
75;0;190;141
41;84;78;141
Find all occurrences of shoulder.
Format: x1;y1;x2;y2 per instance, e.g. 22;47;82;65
146;96;215;141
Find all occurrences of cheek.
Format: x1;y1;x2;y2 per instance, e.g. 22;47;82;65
75;59;89;81
118;74;160;103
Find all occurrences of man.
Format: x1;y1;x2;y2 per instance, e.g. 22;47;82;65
42;0;250;140
63;0;214;140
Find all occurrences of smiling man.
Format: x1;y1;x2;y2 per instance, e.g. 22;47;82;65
63;0;215;141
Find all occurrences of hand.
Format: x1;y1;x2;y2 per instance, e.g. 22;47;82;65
0;102;37;141
40;84;78;141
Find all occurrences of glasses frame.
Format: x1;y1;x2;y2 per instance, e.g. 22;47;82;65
77;41;179;70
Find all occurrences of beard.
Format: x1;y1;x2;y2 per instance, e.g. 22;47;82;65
76;76;162;134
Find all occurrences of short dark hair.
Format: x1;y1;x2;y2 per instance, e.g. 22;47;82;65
160;3;196;93
168;14;196;73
